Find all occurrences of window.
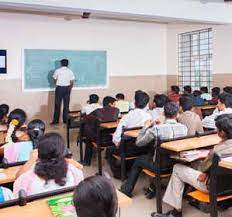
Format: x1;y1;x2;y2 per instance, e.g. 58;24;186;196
178;28;212;91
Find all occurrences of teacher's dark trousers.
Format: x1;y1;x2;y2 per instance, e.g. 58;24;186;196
52;86;71;124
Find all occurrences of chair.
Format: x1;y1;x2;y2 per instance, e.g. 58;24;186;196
188;154;232;217
66;110;81;149
112;126;143;182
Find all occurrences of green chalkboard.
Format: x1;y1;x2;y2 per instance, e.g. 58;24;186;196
24;49;107;90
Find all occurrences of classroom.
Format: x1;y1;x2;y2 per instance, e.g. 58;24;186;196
0;1;232;217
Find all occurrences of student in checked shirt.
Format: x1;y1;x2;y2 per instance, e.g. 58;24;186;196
120;102;188;198
202;93;232;129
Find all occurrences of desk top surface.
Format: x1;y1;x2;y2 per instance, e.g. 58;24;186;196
219;159;232;170
0;165;22;185
124;129;141;138
100;121;119;129
0;190;132;217
161;134;221;152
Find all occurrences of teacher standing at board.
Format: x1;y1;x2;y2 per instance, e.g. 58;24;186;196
50;59;75;125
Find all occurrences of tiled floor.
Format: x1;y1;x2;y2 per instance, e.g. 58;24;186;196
48;124;232;217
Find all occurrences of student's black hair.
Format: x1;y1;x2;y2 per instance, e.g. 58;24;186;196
164;102;179;119
88;94;99;104
27;119;46;149
223;86;232;95
0;110;4;124
171;85;180;94
200;86;209;94
215;114;232;140
153;94;168;108
60;59;69;67
34;133;68;186
8;108;27;128
179;96;194;112
0;104;9;116
218;93;232;108
193;90;202;97
73;175;118;217
115;93;125;100
135;91;150;109
212;87;220;97
102;96;116;107
183;85;192;94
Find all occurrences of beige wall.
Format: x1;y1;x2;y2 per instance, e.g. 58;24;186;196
1;75;167;122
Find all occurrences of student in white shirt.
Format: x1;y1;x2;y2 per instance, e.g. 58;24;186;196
200;86;212;101
115;93;130;113
113;91;152;146
202;93;232;129
82;94;102;115
51;59;75;125
149;94;168;122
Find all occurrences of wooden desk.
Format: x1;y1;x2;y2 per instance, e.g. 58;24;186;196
0;190;132;217
0;166;22;185
124;129;141;138
161;134;221;152
195;105;217;110
219;159;232;170
100;121;119;129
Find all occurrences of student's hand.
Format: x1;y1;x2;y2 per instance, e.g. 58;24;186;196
155;119;161;125
29;149;38;162
197;173;208;183
144;120;153;128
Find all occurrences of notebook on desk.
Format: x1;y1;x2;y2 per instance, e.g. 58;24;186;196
47;195;77;217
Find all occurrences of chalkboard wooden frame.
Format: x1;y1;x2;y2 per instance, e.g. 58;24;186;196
22;49;109;92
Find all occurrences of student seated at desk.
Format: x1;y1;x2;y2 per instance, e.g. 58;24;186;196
83;96;119;165
81;94;102;115
152;113;232;217
2;119;45;163
115;93;130;113
0;104;9;131
200;86;212;101
0;186;13;202
168;86;180;104
193;90;205;106
178;96;204;136
5;108;28;144
13;133;83;197
202;93;232;129
120;102;188;197
113;91;152;146
150;94;168;123
223;86;232;95
208;87;221;105
73;175;118;217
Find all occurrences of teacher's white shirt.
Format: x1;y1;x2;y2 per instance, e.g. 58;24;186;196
53;66;75;86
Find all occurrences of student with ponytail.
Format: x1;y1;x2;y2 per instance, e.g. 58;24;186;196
13;133;83;197
2;119;45;163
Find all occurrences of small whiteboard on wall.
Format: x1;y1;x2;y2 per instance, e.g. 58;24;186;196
0;50;7;74
23;49;108;91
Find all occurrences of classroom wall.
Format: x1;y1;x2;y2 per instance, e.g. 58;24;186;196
166;23;232;89
0;13;167;122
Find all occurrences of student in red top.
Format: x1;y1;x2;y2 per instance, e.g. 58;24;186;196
168;86;180;104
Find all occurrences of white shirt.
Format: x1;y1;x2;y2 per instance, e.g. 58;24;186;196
202;107;232;129
115;100;130;113
201;93;212;101
53;67;75;86
113;108;152;145
149;107;164;121
81;103;102;115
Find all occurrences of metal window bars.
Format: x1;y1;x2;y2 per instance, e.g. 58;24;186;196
178;28;213;92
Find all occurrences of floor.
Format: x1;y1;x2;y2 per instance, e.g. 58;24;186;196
48;124;232;217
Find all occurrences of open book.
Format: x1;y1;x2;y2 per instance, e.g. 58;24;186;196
47;195;77;217
171;149;210;162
